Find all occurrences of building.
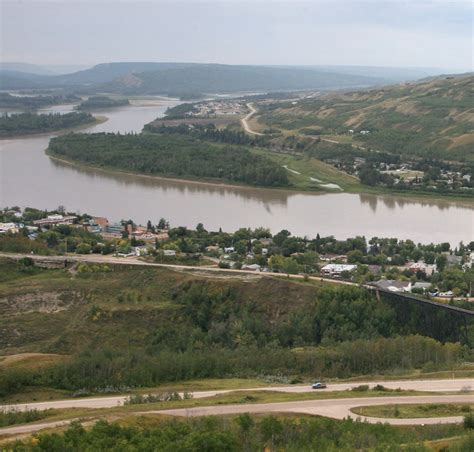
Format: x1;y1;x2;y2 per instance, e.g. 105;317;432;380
242;264;261;271
320;264;357;277
92;216;109;231
0;222;20;234
320;254;347;263
446;254;462;267
408;261;436;276
33;215;77;227
107;223;125;234
372;279;412;293
412;282;432;293
163;249;176;257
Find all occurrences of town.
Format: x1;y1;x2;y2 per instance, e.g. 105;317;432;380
1;206;473;300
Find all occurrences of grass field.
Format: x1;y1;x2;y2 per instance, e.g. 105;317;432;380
351;403;474;419
250;148;361;192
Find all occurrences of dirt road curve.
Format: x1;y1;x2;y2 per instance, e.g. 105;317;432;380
151;394;474;425
3;378;472;412
241;103;264;136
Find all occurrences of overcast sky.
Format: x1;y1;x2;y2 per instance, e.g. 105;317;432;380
1;0;472;71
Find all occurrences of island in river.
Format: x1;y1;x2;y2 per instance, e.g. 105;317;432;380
0;111;102;137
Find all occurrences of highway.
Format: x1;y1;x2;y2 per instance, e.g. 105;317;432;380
3;378;472;412
1;392;473;437
150;394;474;425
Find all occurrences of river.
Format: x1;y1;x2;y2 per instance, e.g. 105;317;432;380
0;100;472;245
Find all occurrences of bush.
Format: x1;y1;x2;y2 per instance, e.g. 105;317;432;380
351;385;370;392
464;413;474;430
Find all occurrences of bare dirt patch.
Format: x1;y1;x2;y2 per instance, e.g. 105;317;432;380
0;291;84;315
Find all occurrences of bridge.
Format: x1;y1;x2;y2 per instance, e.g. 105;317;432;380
367;286;474;317
368;285;474;346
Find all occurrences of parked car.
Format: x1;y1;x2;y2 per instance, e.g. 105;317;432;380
311;382;327;389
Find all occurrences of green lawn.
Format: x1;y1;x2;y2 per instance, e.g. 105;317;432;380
352;403;474;419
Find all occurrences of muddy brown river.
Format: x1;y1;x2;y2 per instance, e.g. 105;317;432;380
1;100;472;245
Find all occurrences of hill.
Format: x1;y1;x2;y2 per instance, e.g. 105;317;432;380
254;74;474;161
0;62;54;76
99;64;389;95
0;257;468;399
1;62;395;95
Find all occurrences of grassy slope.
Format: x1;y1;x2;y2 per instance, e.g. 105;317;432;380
254;74;474;161
250;148;363;192
0;258;317;355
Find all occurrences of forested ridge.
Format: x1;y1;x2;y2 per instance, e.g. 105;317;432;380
1;260;470;397
47;132;289;187
0;112;95;137
0;93;80;109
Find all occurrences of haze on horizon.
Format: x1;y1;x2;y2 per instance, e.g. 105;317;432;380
1;0;473;73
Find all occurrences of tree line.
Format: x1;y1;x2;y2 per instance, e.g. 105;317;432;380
48;132;289;187
0;112;95;137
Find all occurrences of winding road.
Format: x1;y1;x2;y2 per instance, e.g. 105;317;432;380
241;103;264;136
1;384;473;436
151;394;474;426
2;378;472;413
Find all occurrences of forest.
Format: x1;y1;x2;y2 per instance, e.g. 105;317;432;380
76;95;129;110
0;112;95;137
0;93;80;110
47;132;289;187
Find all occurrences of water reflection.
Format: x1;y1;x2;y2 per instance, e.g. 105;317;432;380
49;156;291;208
1;101;473;245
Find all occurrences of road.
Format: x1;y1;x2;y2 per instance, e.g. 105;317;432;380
151;394;474;425
3;378;472;412
0;252;357;287
1;392;473;437
241;103;264;136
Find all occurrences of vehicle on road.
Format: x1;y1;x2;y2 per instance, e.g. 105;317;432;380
312;382;327;389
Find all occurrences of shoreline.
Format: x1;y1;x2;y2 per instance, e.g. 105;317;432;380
46;151;474;208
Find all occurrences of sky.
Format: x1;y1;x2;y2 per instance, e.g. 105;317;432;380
1;0;473;71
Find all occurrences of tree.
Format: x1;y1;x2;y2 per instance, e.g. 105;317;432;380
259;416;283;450
158;218;169;230
436;255;447;272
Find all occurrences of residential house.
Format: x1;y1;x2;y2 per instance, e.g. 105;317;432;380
412;282;432;293
372;279;412;293
321;264;357;277
0;222;20;234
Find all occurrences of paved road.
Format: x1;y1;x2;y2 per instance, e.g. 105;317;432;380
3;378;472;413
241;103;264;136
152;394;474;425
1;394;472;436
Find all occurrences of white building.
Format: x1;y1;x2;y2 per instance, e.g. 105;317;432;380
321;264;357;277
0;223;19;234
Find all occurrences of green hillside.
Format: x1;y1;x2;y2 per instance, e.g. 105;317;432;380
0;258;470;399
255;74;474;161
